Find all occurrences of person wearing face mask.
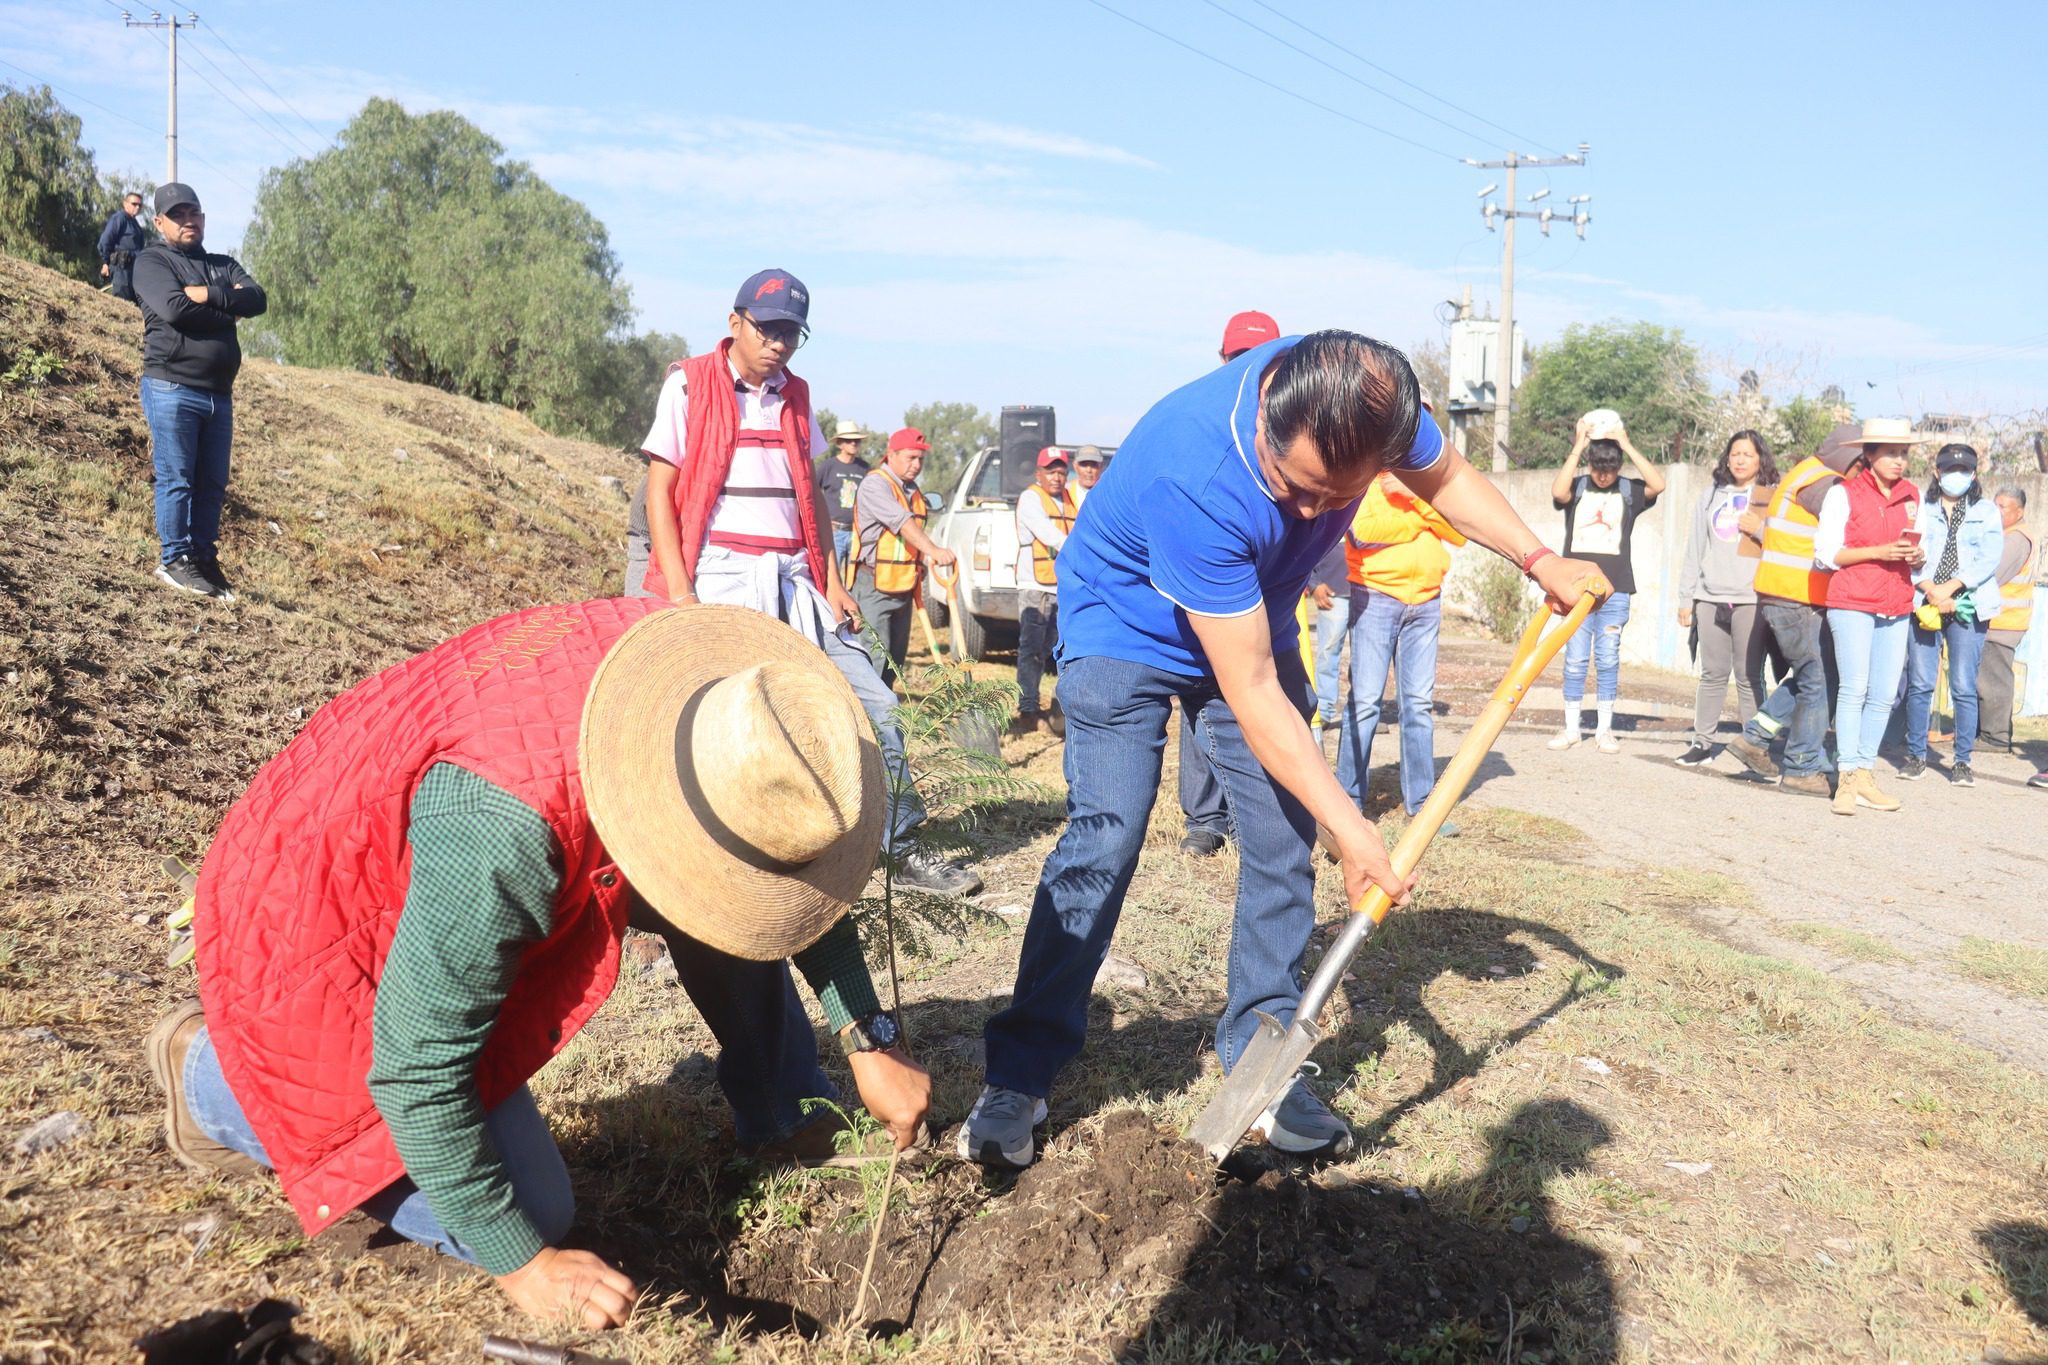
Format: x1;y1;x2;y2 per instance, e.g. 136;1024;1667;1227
1978;487;2036;754
1673;431;1779;766
1547;414;1666;753
1813;419;1927;814
1897;445;2003;786
955;331;1606;1170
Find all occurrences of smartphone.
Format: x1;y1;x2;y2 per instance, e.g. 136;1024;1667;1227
1901;530;1923;547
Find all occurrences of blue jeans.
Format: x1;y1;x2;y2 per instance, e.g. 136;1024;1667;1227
1746;600;1833;776
1335;590;1441;814
1177;714;1230;836
1560;591;1631;704
1827;609;1911;772
832;526;853;564
985;651;1318;1097
141;376;234;565
1905;614;1989;765
1311;595;1351;725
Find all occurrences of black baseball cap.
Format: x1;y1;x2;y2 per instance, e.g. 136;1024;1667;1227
734;268;810;329
153;182;201;215
1935;444;1980;474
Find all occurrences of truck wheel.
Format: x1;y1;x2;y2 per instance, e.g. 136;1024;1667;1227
955;608;989;663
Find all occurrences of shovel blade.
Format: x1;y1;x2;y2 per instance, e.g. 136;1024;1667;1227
1185;1009;1326;1162
947;713;1003;760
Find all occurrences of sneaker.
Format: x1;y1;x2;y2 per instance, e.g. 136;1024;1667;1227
1950;763;1975;788
153;555;220;598
1855;769;1902;812
143;1000;262;1177
1546;730;1581;751
1675;741;1714;767
1781;771;1832;797
1179;829;1226;857
1896;755;1928;781
1250;1070;1355;1160
1726;735;1781;779
1594;730;1621;754
1438;819;1461;839
893;846;983;897
956;1084;1048;1169
195;557;237;603
2030;771;2048;790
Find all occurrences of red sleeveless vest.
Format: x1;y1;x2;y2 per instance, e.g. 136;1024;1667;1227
1824;468;1919;617
194;597;665;1235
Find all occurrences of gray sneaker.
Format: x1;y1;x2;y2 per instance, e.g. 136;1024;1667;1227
956;1084;1048;1169
1897;754;1928;781
1251;1069;1355;1159
153;555;220;598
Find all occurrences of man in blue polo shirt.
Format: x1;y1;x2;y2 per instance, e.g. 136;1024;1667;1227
957;331;1603;1168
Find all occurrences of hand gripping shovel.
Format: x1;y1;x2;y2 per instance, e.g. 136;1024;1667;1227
919;562;1004;760
1186;591;1599;1162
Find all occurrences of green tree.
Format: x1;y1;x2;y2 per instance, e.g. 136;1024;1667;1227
1515;321;1705;466
816;409;885;465
900;401;996;499
0;84;109;282
1773;394;1851;462
243;97;667;443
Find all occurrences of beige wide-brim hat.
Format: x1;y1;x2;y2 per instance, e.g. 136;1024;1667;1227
833;422;869;442
1838;417;1932;447
580;605;885;960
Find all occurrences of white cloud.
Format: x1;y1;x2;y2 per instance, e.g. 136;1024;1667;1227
902;113;1157;169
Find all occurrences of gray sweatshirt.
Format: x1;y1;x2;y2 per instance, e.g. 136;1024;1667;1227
1676;482;1762;605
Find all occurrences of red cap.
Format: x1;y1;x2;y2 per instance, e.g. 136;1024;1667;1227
1220;310;1279;357
888;426;931;453
1036;446;1070;468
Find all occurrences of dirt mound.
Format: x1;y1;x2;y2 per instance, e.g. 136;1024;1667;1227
728;1108;1612;1360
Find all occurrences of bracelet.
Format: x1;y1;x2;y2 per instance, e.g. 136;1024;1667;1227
1518;546;1555;579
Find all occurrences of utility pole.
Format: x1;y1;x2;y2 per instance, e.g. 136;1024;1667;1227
1470;145;1591;471
123;10;199;183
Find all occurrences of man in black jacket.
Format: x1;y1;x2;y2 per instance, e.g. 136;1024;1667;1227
133;182;266;600
97;191;148;303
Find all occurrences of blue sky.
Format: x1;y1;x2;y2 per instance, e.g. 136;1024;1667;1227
8;0;2044;444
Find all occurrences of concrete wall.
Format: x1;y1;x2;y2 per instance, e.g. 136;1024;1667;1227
1439;466;2048;682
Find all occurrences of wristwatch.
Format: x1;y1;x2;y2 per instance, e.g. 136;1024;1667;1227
839;1009;901;1056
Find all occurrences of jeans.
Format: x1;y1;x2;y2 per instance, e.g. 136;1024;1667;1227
1560;591;1632;704
1691;601;1764;744
1979;637;2018;749
1335;590;1441;814
1826;609;1911;772
851;571;912;686
1311;594;1351;726
1177;714;1229;836
140;376;233;565
1746;600;1833;775
1905;615;1989;765
182;916;837;1266
1017;588;1059;715
984;651;1318;1097
624;531;650;597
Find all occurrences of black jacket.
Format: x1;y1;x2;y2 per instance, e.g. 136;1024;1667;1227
133;241;267;393
97;209;147;265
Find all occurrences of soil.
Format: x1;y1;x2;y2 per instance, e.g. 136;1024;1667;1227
727;1110;1610;1360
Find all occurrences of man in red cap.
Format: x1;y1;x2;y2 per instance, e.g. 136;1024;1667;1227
1221;310;1280;363
850;426;957;683
1011;447;1078;735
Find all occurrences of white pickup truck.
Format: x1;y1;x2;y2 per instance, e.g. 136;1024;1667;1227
927;440;1114;660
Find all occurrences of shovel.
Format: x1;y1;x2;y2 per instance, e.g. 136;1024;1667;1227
1186;590;1599;1163
919;562;1004;760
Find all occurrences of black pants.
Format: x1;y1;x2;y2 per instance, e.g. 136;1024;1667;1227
1017;588;1059;715
109;262;137;303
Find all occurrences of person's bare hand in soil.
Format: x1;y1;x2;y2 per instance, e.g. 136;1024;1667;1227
496;1246;637;1330
848;1046;931;1150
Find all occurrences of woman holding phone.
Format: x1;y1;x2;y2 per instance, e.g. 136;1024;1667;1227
1813;420;1927;815
1898;444;2003;786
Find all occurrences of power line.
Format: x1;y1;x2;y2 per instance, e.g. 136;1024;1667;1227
0;54;256;196
1083;0;1462;161
179;29;320;158
140;23;307;167
1245;0;1563;156
1198;0;1506;149
201;20;328;150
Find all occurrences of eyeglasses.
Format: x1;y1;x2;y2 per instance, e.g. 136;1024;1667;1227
740;311;807;350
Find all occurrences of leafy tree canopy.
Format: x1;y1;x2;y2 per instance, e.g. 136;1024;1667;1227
0;84;132;283
1515;321;1705;466
900;401;996;499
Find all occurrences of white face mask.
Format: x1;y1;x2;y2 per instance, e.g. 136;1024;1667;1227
1939;472;1974;498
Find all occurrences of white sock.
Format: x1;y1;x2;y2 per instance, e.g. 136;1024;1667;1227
1562;702;1582;736
1596;702;1614;734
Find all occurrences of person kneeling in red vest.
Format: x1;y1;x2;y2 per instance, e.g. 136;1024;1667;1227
145;600;931;1330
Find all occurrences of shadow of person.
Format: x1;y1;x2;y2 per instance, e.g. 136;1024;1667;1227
1979;1220;2048;1327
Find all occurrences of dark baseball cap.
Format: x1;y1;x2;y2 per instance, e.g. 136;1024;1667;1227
735;268;810;328
1935;444;1980;474
153;182;201;215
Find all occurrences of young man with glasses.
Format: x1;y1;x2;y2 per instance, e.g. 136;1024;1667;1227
630;269;980;897
132;183;266;600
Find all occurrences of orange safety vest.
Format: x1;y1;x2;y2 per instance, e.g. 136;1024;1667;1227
1753;456;1836;606
853;470;929;598
1991;529;2036;634
1344;475;1466;605
1027;486;1078;586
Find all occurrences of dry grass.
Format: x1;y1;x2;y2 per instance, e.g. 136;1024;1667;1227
1776;922;1912;965
1950;938;2048;1005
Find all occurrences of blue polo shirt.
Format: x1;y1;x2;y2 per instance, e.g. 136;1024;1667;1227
1056;336;1445;677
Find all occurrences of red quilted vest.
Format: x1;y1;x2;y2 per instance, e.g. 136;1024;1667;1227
194;597;665;1236
1824;468;1919;617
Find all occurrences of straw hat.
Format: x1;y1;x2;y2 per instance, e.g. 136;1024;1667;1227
1837;417;1931;447
579;605;884;960
833;421;869;443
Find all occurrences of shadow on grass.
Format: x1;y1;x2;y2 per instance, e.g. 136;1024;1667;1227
1980;1220;2048;1328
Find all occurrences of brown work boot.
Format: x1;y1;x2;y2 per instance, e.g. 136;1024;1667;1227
1831;772;1859;817
144;999;263;1177
1855;768;1902;812
1726;734;1781;779
1780;771;1831;797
